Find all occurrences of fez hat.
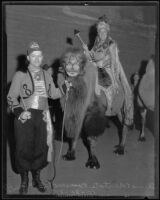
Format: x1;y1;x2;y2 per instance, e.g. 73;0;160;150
27;41;42;55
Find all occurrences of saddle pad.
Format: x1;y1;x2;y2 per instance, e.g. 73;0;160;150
111;84;125;114
98;68;112;88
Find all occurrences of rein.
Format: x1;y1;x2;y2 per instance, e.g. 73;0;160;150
48;82;69;192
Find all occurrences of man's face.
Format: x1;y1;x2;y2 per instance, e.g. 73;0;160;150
98;28;108;41
27;51;43;68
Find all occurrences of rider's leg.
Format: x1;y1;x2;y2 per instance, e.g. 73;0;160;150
105;95;112;116
139;108;147;141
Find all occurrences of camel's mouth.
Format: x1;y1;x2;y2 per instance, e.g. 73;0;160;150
67;71;79;77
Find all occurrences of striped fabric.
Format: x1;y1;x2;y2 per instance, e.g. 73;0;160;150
34;79;47;97
26;67;48;110
30;67;47;97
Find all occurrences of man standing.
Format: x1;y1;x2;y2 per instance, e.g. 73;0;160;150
7;42;64;194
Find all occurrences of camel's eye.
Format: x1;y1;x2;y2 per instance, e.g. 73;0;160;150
73;64;80;71
66;64;72;70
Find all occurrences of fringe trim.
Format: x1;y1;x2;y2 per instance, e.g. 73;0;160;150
42;110;53;162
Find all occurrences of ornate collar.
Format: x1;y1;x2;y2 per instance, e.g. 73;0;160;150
93;36;113;52
28;66;43;81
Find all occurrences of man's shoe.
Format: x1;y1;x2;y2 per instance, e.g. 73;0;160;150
19;171;29;194
31;170;46;193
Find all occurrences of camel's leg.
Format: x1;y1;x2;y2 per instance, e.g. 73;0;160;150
114;112;128;155
82;136;100;169
62;118;84;161
138;108;147;141
81;102;106;169
62;138;77;161
114;125;128;155
120;124;128;147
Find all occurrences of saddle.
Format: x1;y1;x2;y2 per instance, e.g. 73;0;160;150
97;67;112;88
95;68;124;116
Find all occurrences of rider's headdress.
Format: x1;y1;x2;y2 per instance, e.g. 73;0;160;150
97;15;110;32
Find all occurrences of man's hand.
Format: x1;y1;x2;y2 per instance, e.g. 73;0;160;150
82;44;96;63
65;80;72;91
82;44;91;58
18;111;31;123
82;44;89;52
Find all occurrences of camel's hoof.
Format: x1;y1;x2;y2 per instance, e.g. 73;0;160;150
62;151;75;161
138;137;146;142
114;144;121;148
85;155;100;169
114;145;125;155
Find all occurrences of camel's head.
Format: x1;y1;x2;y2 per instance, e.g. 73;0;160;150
61;48;87;77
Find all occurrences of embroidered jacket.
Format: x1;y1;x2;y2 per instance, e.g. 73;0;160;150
7;68;64;118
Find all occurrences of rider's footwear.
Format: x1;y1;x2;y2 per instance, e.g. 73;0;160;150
105;107;112;116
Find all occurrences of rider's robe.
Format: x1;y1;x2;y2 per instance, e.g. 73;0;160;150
89;37;134;125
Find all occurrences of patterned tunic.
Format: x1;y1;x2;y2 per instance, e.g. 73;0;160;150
89;37;119;113
88;36;133;124
24;66;48;110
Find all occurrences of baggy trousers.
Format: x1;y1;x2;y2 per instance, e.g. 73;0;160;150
14;108;49;173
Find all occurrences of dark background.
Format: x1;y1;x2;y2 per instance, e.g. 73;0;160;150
5;4;157;133
4;3;158;196
5;4;156;82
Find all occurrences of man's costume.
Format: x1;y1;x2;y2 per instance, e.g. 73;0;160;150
7;66;63;171
7;55;64;193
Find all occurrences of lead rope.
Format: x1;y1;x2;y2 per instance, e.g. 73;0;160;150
48;82;69;193
57;85;69;164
